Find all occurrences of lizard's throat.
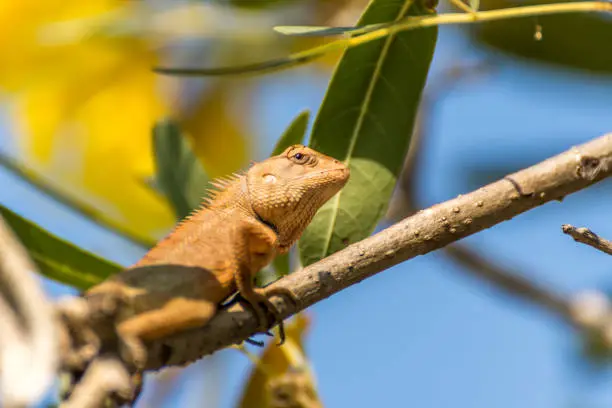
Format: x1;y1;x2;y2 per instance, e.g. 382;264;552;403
241;175;280;236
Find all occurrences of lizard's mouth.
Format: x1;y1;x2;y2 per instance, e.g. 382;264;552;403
301;167;350;182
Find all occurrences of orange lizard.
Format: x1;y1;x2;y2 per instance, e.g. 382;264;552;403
84;145;349;369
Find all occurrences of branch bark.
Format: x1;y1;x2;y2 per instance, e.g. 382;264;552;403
562;224;612;256
142;132;612;371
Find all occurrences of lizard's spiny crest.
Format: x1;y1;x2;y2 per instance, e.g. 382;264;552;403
195;172;244;210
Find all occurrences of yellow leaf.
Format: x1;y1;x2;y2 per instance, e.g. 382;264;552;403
12;54;176;238
237;314;323;408
0;0;128;90
180;84;250;178
2;0;252;242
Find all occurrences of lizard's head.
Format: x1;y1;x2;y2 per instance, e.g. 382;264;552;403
247;144;350;252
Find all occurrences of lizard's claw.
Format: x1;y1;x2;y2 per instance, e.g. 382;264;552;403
244;330;275;347
244;337;265;347
277;323;286;346
256;295;286;345
237;291;287;345
261;286;299;346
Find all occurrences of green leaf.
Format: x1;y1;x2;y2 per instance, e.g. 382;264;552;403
469;0;480;11
152;119;210;220
299;0;438;266
0;205;121;290
471;0;612;74
271;110;310;155
272;252;291;277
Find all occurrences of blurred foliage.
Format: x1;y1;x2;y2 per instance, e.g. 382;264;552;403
471;0;612;74
228;0;300;9
272;110;310;156
0;205;120;290
152;119;209;220
582;329;612;364
0;0;253;243
299;0;438;266
238;314;321;408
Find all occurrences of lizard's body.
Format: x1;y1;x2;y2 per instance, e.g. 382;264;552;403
84;145;349;367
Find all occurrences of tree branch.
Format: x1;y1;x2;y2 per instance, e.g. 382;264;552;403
142;132;612;371
562;224;612;256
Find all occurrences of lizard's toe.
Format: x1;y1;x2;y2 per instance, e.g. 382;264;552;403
256;296;286;346
236;287;290;346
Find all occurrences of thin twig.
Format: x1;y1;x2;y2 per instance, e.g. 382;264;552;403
562;224;612;256
157;2;612;76
0;214;59;406
132;132;612;370
449;0;476;14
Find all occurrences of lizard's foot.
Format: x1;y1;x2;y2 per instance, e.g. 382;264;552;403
262;286;299;346
238;289;288;346
240;287;298;346
262;286;299;309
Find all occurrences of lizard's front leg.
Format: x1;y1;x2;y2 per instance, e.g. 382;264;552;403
233;220;296;345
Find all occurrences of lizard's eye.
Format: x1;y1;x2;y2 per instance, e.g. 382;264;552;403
290;152;309;164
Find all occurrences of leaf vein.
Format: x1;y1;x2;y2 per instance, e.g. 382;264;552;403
319;0;415;260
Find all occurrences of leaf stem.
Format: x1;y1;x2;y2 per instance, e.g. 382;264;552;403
339;1;612;47
157;1;611;77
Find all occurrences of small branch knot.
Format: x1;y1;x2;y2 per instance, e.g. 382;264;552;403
577;155;607;180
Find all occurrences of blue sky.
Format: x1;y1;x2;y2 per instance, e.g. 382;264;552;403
1;18;612;408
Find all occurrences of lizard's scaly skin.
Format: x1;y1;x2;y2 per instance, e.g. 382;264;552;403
84;145;349;368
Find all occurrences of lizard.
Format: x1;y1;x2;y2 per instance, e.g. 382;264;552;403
82;144;350;372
